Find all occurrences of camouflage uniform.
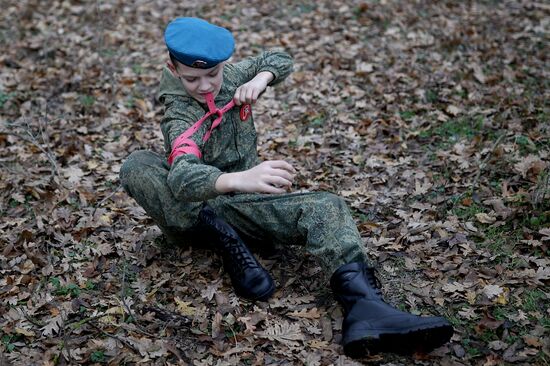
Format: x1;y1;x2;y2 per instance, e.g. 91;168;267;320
120;50;369;274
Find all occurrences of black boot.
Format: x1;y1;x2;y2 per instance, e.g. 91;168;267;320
330;262;453;358
198;205;275;301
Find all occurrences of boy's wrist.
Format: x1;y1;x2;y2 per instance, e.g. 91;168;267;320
256;71;274;85
215;172;239;193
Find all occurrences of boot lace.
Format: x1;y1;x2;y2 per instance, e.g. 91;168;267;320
363;266;383;298
225;240;259;276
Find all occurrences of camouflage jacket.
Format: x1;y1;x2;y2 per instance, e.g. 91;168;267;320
158;50;293;202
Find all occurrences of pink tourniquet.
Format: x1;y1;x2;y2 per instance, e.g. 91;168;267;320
168;93;238;164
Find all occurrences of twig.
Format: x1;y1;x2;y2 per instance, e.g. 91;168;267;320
0;117;58;178
65;314;111;330
22;310;45;328
61;320;75;365
37;104;58;176
532;167;549;208
118;261;156;338
119;323;158;338
87;321;141;354
470;133;507;195
0;130;36;145
92;184;123;216
140;305;192;327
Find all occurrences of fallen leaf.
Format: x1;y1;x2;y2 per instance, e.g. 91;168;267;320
175;297;197;317
63;166;85;184
483;284;504;299
356;62;374;75
211;312;222;338
475;212;496;224
471;63;486;84
523;335;542;348
257;320;304;347
446;105;461;116
535;267;550;282
307;340;330;349
15;327;36;337
41;315;63;337
287;307;321;319
201;280;222;302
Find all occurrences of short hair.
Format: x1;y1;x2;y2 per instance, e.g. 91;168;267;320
169;53;180;71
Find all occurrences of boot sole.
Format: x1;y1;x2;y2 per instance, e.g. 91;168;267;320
344;322;454;358
236;280;275;302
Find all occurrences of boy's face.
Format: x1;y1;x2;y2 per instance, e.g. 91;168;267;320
169;60;225;103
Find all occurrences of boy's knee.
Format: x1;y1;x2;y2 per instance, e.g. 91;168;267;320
121;151;157;178
317;192;347;210
120;150;158;192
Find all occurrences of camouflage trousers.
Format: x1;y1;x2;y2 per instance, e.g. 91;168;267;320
120;150;369;274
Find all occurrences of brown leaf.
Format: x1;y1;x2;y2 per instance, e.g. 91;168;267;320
287;307;321;319
514;155;547;180
523;335;542;348
211;312;223;338
471;63;487;84
476;317;504;332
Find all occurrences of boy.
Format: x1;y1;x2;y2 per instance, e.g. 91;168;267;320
120;17;453;358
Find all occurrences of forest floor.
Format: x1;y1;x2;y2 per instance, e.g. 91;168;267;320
0;1;548;365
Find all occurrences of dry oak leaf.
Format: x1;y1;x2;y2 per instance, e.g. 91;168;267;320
126;336;169;358
414;179;432;195
287;307;321;319
446;105;461;116
475;212;497;224
514;155;547;179
482;284;504;300
201;279;222;302
63;166;85;184
257;320;304;347
483;198;513;219
442;282;465;293
523;335;543;348
307;340;330;350
535;267;550;282
356;62;374;75
471;63;487;84
457;307;477;320
41;315;63;337
10;192;25;204
371;236;395;247
539;228;550;241
174;297;197;317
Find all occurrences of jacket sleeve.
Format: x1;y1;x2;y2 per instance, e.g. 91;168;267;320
227;49;294;87
160;95;224;202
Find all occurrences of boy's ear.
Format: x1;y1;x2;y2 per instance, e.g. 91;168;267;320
166;60;178;76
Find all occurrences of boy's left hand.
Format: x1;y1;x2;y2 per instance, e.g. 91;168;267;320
233;71;274;106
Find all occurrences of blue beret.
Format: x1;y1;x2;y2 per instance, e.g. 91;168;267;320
164;17;235;69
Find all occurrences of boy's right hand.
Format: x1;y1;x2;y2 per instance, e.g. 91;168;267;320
215;160;296;194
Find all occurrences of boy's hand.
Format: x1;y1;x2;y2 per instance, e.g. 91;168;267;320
215;160;296;194
233;71;274;106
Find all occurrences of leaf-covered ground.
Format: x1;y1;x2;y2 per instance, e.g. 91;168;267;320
1;1;549;365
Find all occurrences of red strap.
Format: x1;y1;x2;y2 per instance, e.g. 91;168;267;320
168;92;238;165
